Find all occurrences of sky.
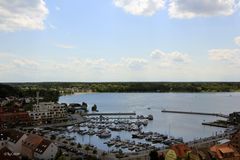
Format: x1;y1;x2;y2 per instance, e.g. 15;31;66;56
0;0;240;82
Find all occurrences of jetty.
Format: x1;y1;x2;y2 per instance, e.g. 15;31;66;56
161;109;229;118
86;112;136;116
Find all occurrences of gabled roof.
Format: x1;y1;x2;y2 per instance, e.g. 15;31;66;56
170;144;191;158
22;134;43;149
219;147;234;154
210;144;239;159
35;139;52;154
0;147;20;160
5;130;24;143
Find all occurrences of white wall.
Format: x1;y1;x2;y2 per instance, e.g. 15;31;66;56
7;134;27;153
34;143;58;160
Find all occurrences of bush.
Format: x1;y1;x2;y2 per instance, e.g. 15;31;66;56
93;149;97;154
77;143;82;148
50;135;56;140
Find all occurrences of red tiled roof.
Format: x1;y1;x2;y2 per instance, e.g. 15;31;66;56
23;134;43;149
170;144;191;158
5;130;24;143
35;139;52;154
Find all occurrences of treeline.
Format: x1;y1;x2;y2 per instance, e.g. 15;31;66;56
0;83;59;102
7;82;240;93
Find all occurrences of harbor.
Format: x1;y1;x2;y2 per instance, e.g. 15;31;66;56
59;114;184;153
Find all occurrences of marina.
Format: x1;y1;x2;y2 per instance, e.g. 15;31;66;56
58;92;240;152
60;115;184;153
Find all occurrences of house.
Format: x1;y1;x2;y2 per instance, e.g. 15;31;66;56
0;131;8;150
34;139;58;160
210;144;240;160
0;111;31;127
230;130;240;152
170;143;191;159
0;130;27;153
22;134;58;160
0;147;21;160
5;130;28;154
229;112;240;124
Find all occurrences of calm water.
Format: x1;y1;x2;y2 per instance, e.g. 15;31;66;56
59;92;240;151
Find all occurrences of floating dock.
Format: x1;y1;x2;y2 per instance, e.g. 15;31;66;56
161;109;229;118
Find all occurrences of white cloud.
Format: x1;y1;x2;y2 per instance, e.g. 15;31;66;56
13;59;39;68
56;44;75;49
235;36;240;46
208;36;240;66
0;0;48;32
168;0;238;19
209;49;240;65
150;49;191;67
113;0;164;16
121;58;148;70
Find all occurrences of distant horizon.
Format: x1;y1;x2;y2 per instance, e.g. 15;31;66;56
2;81;240;84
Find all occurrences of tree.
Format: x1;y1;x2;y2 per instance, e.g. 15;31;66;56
93;149;97;154
77;143;82;148
91;104;97;112
50;135;56;140
149;150;159;160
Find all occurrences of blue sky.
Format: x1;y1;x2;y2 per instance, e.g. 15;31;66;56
0;0;240;82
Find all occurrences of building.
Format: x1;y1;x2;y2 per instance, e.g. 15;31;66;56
22;134;58;160
170;144;191;159
28;102;67;124
0;130;27;154
34;139;58;160
210;144;240;160
229;112;240;124
0;112;31;127
6;130;28;154
0;147;21;160
230;130;240;152
0;131;8;150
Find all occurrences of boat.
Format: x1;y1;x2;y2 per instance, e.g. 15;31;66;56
98;130;111;138
67;126;74;132
88;129;95;136
147;114;153;120
142;120;148;126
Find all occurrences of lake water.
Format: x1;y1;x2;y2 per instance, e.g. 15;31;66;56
59;92;240;151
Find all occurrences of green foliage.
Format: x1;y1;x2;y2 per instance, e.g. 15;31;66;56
149;150;159;160
77;143;82;148
91;104;97;111
50;135;56;140
85;146;90;151
3;82;240;97
0;83;60;102
0;84;21;98
93;149;97;154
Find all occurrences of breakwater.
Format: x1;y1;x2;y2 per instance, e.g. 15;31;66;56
161;109;229;118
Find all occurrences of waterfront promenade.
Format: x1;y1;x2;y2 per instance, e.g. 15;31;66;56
87;112;136;116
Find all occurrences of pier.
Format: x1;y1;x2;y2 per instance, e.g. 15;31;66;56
86;112;136;116
161;109;229;118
